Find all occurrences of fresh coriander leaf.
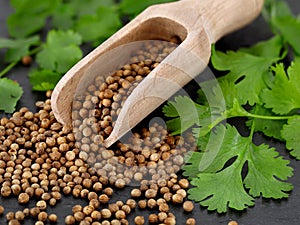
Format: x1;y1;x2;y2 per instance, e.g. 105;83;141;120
36;30;82;74
0;36;40;63
29;69;62;91
183;151;204;179
75;6;121;44
189;165;255;213
263;0;293;24
8;0;59;38
186;124;293;213
162;96;208;135
261;60;300;114
9;0;58;11
246;104;286;140
8;14;46;39
68;0;115;18
272;17;300;56
190;125;243;174
192;127;210;149
244;143;293;198
119;0;174;17
198;79;237;111
263;0;300;55
239;35;284;58
281;116;300;159
0;78;23;113
51;3;76;30
211;36;284;105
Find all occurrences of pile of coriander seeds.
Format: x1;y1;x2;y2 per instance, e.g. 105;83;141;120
0;39;198;225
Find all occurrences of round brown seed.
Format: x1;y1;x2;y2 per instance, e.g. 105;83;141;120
134;215;145;225
183;201;194;212
186;218;196;225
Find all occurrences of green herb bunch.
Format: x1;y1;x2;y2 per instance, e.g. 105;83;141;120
0;0;173;113
163;0;300;213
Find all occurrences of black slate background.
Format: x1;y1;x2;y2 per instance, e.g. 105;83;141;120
1;1;300;224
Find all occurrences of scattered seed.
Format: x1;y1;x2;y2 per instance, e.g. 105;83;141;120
182;201;194;212
134;215;145;225
186;218;196;225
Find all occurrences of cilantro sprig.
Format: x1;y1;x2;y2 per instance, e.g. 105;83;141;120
163;0;300;213
0;0;172;113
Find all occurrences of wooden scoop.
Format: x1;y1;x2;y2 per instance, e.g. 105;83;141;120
51;0;264;147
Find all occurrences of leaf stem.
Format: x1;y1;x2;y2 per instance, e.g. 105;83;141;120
0;61;18;78
243;111;292;120
0;45;42;78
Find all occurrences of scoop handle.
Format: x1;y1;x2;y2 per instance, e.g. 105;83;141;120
157;0;264;43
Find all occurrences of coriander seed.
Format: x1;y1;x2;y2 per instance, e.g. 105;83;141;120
35;221;44;225
134;215;145;225
115;210;126;219
74;211;85;221
8;219;20;225
6;211;15;220
36;200;47;210
183;201;194;212
186;218;196;225
65;215;76;225
91;211;101;220
158;212;167;222
101;209;111;219
0;205;4;215
159;203;169;212
164;217;176;225
148;214;158;223
172;193;183;204
138;200;147;209
228;221;239;225
131;188;141;198
14;211;25;221
38;212;48;222
48;214;58;223
18;192;30;204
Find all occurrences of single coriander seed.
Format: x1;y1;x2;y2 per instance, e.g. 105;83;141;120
134;215;145;225
183;201;194;212
186;218;196;225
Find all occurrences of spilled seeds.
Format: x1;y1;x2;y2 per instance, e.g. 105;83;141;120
0;39;198;225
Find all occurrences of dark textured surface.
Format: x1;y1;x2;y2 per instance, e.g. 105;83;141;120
1;1;300;225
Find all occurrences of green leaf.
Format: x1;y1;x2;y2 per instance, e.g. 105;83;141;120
246;104;286;140
36;30;82;73
263;0;300;55
7;14;46;39
211;36;284;105
263;0;293;24
29;69;62;91
261;60;300;114
185;124;293;212
182;152;204;179
8;0;59;38
198;79;237;111
281;116;300;159
189;165;255;213
75;6;121;44
0;36;40;62
272;17;300;56
9;0;58;12
244;144;293;198
0;78;23;113
119;0;174;17
163;96;208;135
51;3;76;30
239;35;284;58
68;0;115;18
